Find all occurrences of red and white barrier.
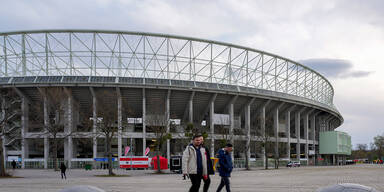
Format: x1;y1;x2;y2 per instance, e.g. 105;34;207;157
119;156;149;168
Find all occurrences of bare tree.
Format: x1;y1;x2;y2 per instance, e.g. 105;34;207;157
93;90;118;176
255;116;275;170
216;116;231;150
146;98;172;173
236;130;251;170
233;115;254;171
146;114;171;173
373;134;384;160
351;144;368;160
0;89;20;176
229;110;260;171
31;87;76;171
234;107;277;171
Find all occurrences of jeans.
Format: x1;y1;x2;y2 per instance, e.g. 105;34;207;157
189;174;202;192
216;176;230;192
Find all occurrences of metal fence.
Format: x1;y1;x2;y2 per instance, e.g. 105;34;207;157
5;158;319;169
5;158;120;169
233;158;293;168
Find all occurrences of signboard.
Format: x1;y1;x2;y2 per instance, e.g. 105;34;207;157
94;158;117;162
24;158;44;162
309;150;315;155
119;156;149;168
213;114;230;125
71;158;93;162
7;156;21;162
170;119;181;125
127;118;142;124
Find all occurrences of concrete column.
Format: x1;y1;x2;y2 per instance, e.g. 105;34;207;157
142;89;146;156
325;119;330;131
23;140;29;168
229;102;234;151
20;97;28;168
183;92;194;125
209;99;215;157
166;90;171;166
117;88;122;159
273;107;279;161
188;93;193;123
295;112;300;161
64;137;68;166
260;106;266;168
304;113;309;163
66;92;73;168
311;115;316;165
43;95;49;169
92;90;97;162
245;102;251;166
72;140;77;160
1;134;5;170
329;117;335;131
1;98;6;169
285;111;290;161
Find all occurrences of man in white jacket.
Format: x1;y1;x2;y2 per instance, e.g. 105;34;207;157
182;135;208;192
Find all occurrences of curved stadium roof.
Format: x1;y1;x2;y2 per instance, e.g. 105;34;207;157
0;30;342;124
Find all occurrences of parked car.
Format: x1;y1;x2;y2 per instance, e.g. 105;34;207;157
287;161;301;167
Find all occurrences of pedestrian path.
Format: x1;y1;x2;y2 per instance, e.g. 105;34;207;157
0;164;382;192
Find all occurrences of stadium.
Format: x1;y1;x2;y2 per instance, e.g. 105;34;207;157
0;30;343;169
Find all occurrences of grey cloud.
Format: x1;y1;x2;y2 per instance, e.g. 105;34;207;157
300;58;373;79
300;59;352;77
341;71;373;78
334;93;384;148
0;0;239;39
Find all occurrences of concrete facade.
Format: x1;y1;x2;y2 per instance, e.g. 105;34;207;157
1;85;342;168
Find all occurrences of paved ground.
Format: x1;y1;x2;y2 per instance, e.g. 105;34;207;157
0;164;383;192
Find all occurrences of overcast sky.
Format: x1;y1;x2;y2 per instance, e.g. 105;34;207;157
1;0;383;148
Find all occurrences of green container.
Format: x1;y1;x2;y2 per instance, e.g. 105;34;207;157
85;164;92;170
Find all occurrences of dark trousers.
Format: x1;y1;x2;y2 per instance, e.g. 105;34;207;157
189;174;202;192
216;176;230;192
61;172;66;179
203;176;211;192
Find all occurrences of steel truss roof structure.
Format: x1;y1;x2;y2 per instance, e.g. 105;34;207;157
0;30;340;120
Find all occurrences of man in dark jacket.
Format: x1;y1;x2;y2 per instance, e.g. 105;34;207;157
11;160;16;170
60;163;67;179
216;143;233;192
